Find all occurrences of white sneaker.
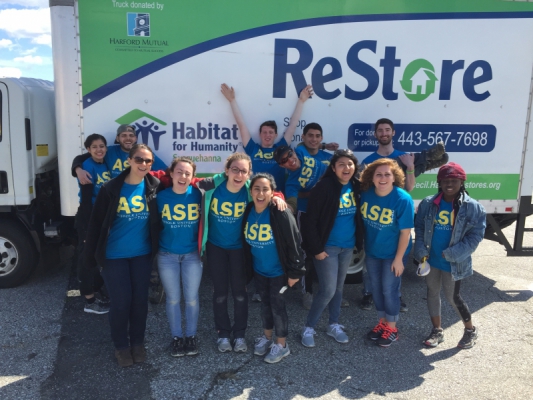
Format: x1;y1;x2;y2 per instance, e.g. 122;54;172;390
327;323;349;343
254;335;273;356
217;338;232;353
264;342;290;364
301;326;316;348
233;338;247;353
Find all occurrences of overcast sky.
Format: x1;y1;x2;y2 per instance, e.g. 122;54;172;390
0;0;53;80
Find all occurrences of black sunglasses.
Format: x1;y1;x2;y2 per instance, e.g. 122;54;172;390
278;149;294;165
133;156;154;165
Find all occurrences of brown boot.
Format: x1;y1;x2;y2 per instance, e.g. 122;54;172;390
115;348;133;367
131;344;147;363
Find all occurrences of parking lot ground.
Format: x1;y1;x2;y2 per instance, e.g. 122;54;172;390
1;218;532;399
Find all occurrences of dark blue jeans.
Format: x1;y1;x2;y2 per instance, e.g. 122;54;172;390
255;273;288;338
101;254;152;350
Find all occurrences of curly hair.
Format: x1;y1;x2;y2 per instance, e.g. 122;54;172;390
360;158;405;191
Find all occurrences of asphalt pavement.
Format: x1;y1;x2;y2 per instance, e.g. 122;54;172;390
1;218;532;400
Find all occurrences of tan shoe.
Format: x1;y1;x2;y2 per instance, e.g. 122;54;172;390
115;348;133;367
131;344;147;363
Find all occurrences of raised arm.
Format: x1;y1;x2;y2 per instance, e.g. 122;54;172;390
221;83;251;147
283;85;313;144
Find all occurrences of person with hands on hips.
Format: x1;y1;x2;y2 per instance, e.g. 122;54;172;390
359;158;414;347
242;173;305;363
299;149;364;348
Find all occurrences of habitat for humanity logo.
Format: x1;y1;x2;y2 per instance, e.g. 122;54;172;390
127;13;150;37
116;109;167;150
400;59;438;102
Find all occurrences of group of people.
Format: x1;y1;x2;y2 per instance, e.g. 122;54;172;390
73;84;486;368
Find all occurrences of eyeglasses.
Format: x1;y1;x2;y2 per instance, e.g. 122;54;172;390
278;150;294;165
133;156;154;165
229;166;249;175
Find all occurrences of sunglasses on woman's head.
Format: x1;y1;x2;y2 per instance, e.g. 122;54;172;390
133;156;154;165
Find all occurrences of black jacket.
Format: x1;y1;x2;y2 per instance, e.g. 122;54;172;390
301;175;364;256
83;168;161;269
242;203;305;282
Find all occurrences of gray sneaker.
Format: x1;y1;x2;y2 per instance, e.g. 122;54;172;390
251;292;262;303
302;292;313;310
254;335;273;356
84;299;110;314
217;338;232;353
327;323;349;344
233;338;247;353
264;342;290;364
301;326;316;348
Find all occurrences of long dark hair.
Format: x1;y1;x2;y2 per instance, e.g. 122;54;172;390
321;149;359;183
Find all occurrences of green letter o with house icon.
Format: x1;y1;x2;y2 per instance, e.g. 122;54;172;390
400;59;439;102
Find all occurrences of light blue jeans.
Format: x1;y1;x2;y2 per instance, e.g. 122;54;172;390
365;256;401;322
305;246;352;328
157;251;202;338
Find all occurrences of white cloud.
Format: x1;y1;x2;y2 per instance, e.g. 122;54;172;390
14;54;42;64
0;8;51;46
0;38;13;49
0;1;49;7
20;46;37;55
0;67;22;78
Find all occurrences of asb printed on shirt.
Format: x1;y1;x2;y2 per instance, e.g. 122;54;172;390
326;183;357;248
285;146;328;212
78;158;110;204
105;145;167;178
106;180;151;259
360;186;414;259
361;149;407;167
208;183;249;249
157;186;202;254
428;200;453;272
245;138;288;193
244;208;284;278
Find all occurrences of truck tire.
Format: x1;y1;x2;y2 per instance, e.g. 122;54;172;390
344;248;364;285
0;219;39;288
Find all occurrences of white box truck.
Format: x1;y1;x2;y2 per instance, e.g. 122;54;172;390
1;0;532;287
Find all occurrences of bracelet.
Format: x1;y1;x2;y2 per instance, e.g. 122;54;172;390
406;170;414;174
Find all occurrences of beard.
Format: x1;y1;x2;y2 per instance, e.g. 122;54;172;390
377;136;392;145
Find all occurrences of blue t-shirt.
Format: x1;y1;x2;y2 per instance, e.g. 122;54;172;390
244;138;288;193
104;145;167;178
285;146;328;212
106;180;151;259
208;183;249;249
428;200;453;272
312;149;333;166
157;186;202;254
78;158;110;204
361;186;414;259
361;149;407;167
326;183;357;248
244;208;284;278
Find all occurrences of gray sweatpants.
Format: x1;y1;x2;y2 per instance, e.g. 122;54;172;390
425;268;472;322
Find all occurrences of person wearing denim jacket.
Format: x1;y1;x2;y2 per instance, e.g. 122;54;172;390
414;162;486;349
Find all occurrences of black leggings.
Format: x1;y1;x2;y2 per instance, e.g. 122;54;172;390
426;268;472;323
206;242;248;339
255;273;288;338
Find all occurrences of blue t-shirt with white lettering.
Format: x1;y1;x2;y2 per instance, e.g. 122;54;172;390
361;186;414;259
157;186;202;254
326;183;357;248
285;146;328;212
78;158;110;204
106;180;151;259
105;145;167;178
208;183;249;249
361;150;407;167
244;138;288;193
244;208;284;278
428;200;453;273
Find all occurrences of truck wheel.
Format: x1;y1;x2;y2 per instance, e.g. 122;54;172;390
0;220;39;288
344;248;364;285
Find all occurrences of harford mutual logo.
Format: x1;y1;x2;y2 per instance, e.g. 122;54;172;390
116;109;167;150
127;12;150;37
